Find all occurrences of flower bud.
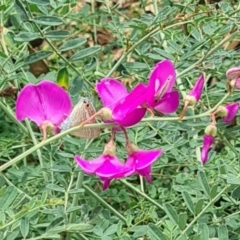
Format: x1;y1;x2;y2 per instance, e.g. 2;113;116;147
100;107;113;121
204;124;217;137
188;74;204;103
103;140;116;156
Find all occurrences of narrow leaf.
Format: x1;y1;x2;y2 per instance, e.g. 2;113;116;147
70;46;101;61
46;184;65;193
24;51;53;64
45;30;70;39
14;32;41;42
147;223;166;240
178;212;187;230
218;225;228;240
59;37;87;51
33;16;63;26
163;203;179;226
182;191;194;214
197;171;210;197
0;186;18;210
20;217;29;238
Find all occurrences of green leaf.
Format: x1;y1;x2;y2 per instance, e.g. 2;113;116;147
178;212;187;230
163;203;179;226
197;171;210;197
226;174;240;185
117;221;122;236
33;16;63;26
20;218;29;238
46;184;65;193
50;165;72;173
57;67;69;90
68;188;85;194
14;32;41;42
182;191;194;214
199;223;209;240
147;223;166;240
194;199;204;215
45;30;70;39
232;186;240;199
24;50;53;64
0;186;18;210
218;225;228;240
5;231;19;240
26;0;49;5
69;77;83;96
70;46;101;61
59;37;87;52
66;223;93;232
66;206;82;213
123;62;148;70
210;184;218;199
153;48;174;60
46;217;64;231
41;191;48;204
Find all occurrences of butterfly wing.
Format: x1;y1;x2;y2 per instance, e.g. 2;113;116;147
68;98;100;139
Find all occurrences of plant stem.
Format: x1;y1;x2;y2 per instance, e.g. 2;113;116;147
0;100;27;133
25;120;48;182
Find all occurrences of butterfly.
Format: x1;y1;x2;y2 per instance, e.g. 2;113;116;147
60;97;100;139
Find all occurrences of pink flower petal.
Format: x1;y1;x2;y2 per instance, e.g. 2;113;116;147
222;103;239;123
96;78;128;110
201;134;214;164
115;108;147;127
189;75;204;102
100;177;111;190
146;60;176;107
137;166;152;183
134;149;163;170
75;155;106;174
154;91;180;114
95;156;130;178
112;83;147;126
16;80;72;126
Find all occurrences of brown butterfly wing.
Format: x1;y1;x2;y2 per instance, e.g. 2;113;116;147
69;98;100;139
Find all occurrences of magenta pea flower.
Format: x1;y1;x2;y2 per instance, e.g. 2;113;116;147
213;103;239;123
226;67;240;91
179;75;204;119
125;141;163;182
145;59;180;114
96;78;147;127
75;141;134;190
201;124;217;164
16;80;72;140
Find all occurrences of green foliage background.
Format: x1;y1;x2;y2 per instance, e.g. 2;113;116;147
0;0;240;239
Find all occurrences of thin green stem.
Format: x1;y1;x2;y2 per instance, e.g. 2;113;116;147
25;120;48;182
0;100;27;133
120;179;164;211
83;184;127;223
177;185;229;239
